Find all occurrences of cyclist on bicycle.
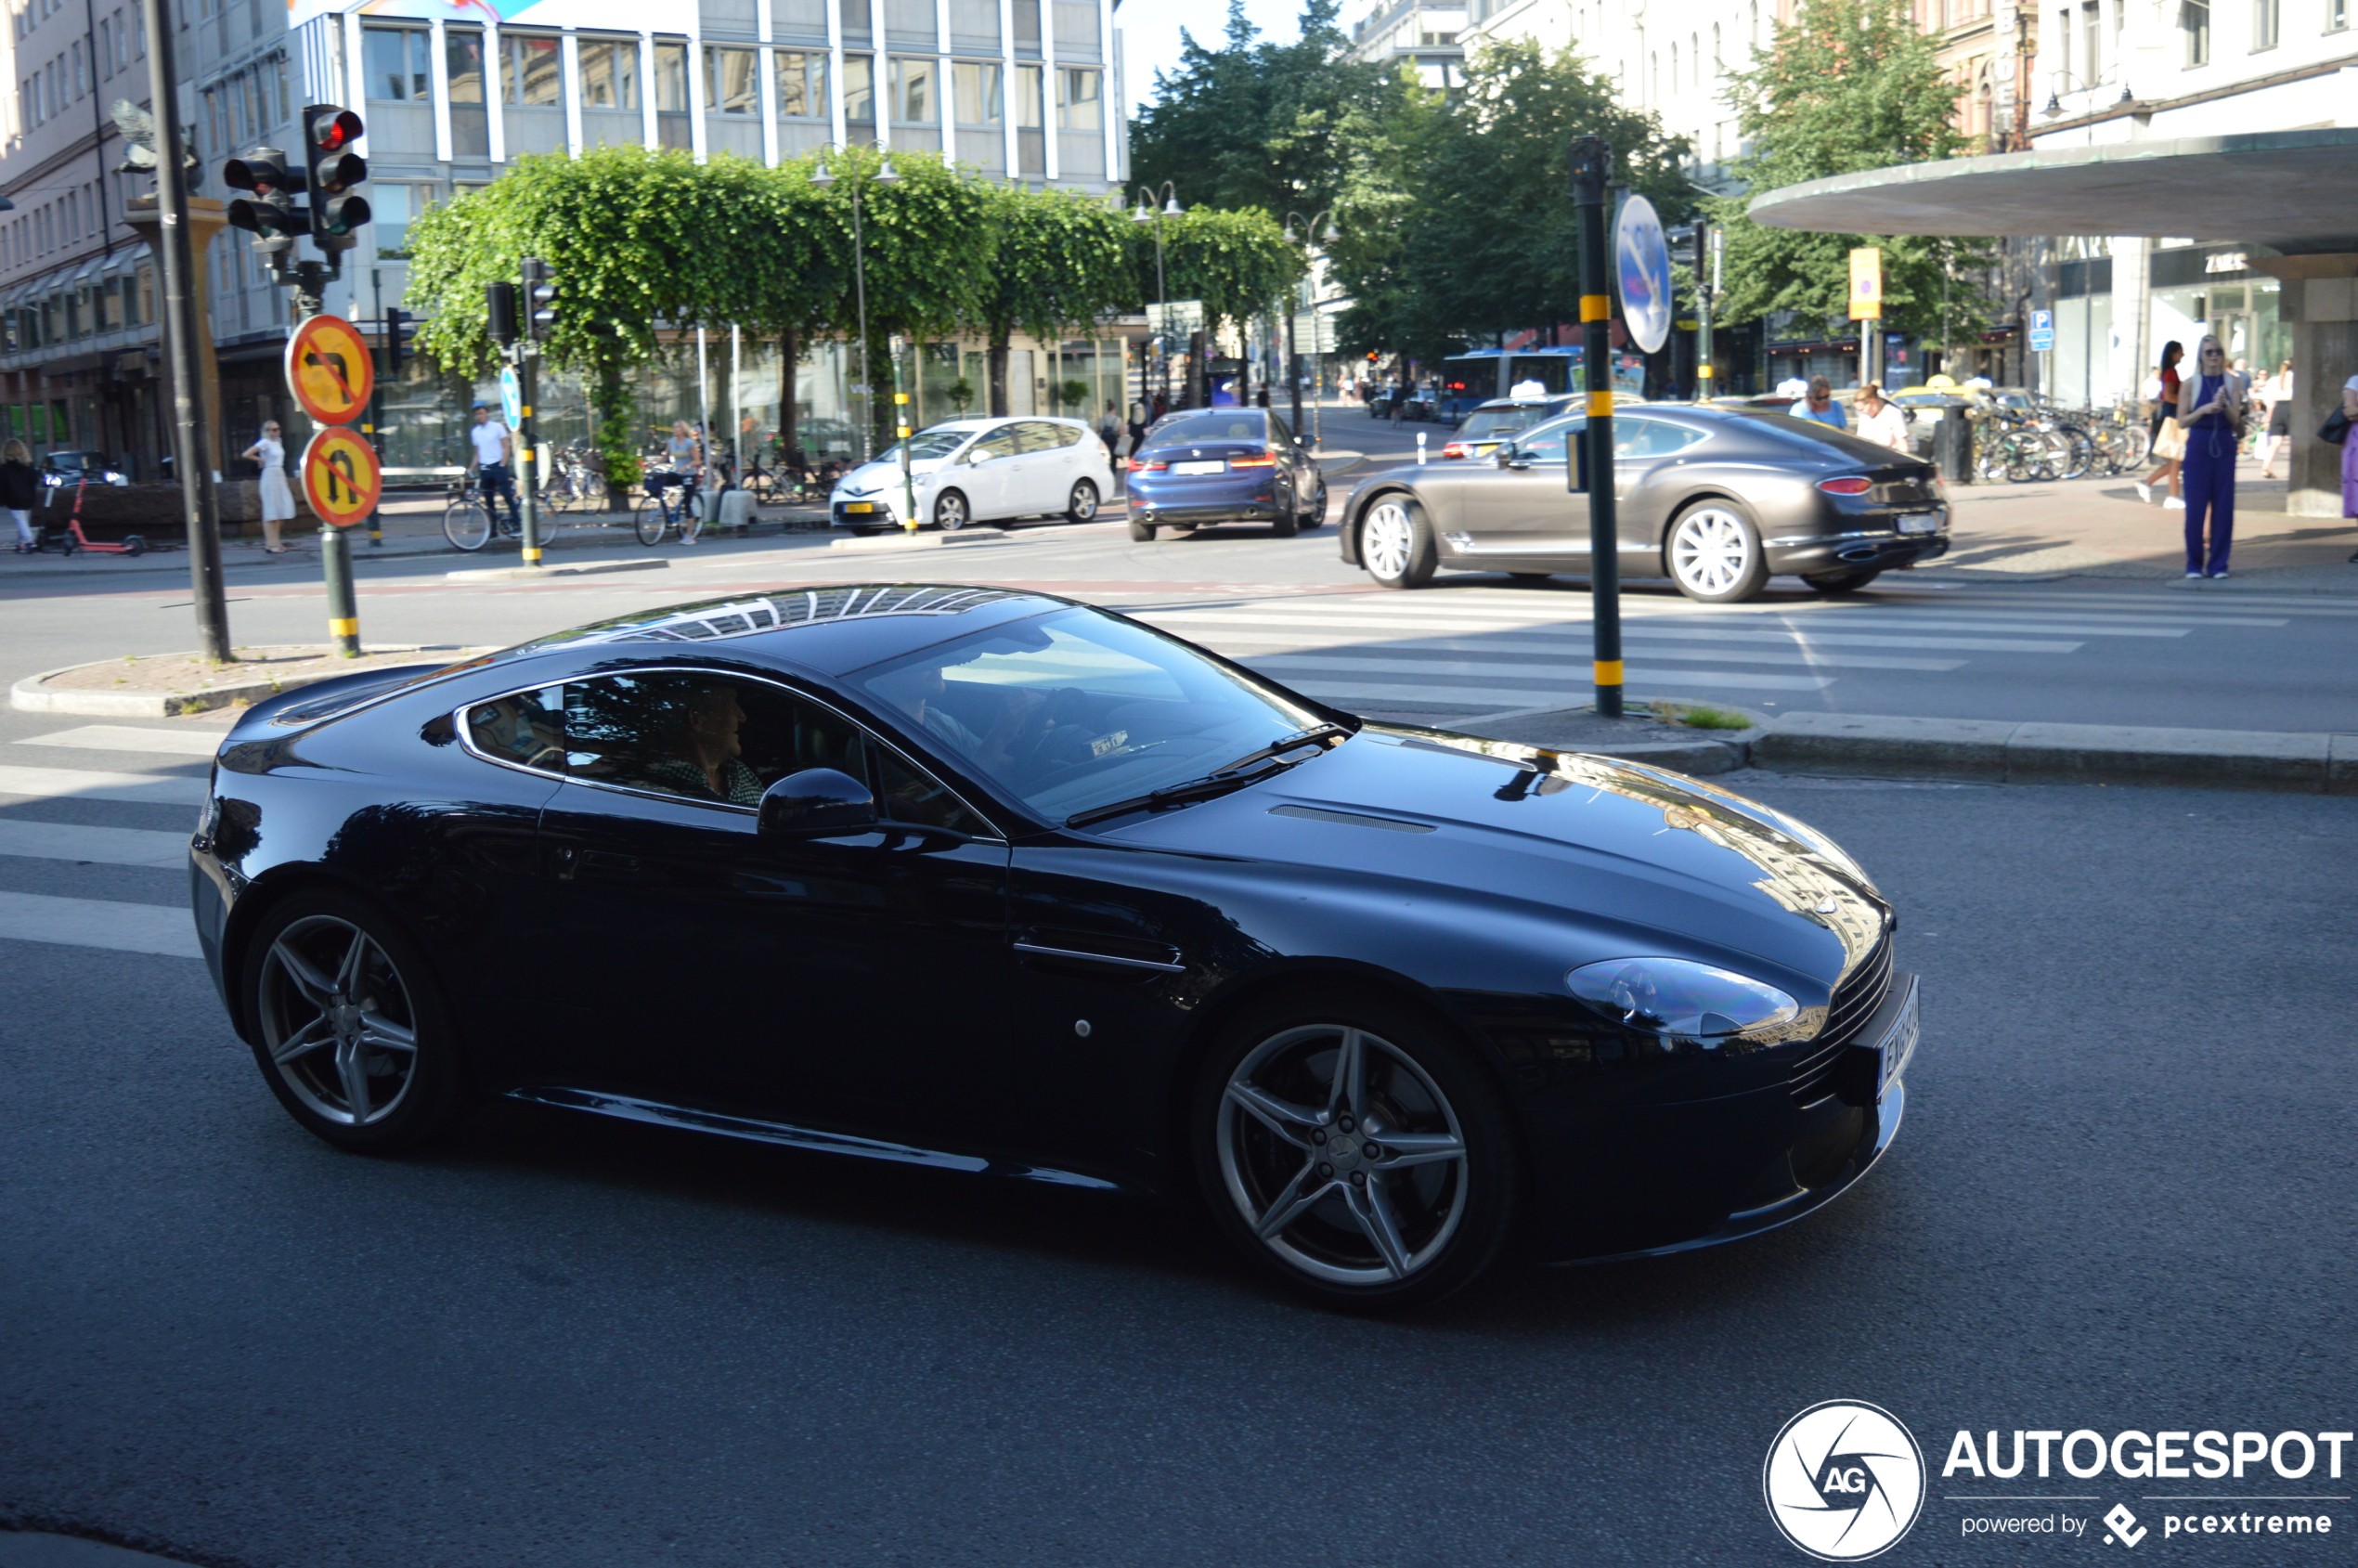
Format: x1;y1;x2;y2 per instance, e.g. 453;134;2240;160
468;405;522;534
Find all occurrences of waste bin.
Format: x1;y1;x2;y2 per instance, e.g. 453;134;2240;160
1933;408;1973;484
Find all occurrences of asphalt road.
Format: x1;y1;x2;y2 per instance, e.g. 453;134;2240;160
1;697;2352;1566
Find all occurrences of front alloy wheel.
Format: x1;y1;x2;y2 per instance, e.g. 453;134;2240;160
934;489;970;531
1198;1004;1514;1309
1359;495;1435;589
1668;502;1769;603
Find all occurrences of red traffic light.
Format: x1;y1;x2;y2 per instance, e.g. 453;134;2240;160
308;107;364;151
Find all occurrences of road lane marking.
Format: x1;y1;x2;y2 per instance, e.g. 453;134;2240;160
1229;641;1964;671
1143;612;2079;653
0;819;193;868
1250;672;1835;703
0;890;201;958
14;726;224;757
0;764;209;807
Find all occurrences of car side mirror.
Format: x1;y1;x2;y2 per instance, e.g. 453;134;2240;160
758;768;878;838
965;448;993;464
1498;447;1529;470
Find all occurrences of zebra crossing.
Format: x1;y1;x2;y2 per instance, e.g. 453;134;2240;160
0;723;214;960
1122;580;2344;720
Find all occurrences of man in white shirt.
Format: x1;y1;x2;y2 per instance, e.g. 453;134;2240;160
468;404;520;533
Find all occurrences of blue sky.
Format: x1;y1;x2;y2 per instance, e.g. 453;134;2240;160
1121;0;1304;116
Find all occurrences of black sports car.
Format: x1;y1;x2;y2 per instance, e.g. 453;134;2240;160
189;585;1919;1310
1339;403;1951;602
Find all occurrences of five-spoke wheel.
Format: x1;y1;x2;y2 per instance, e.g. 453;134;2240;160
1065;479;1098;524
1667;501;1769;603
1198;1000;1513;1308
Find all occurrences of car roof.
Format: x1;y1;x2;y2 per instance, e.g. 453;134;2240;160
490;584;1077;680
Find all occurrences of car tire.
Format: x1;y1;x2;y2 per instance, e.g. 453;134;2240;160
1666;499;1771;603
933;489;970;531
1299;481;1328;531
240;890;464;1155
1801;567;1883;594
1193;992;1518;1312
1129;518;1156;541
1065;479;1098;525
1359;494;1436;590
1272;503;1300;538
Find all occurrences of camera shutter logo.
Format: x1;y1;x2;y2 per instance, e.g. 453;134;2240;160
1763;1400;1926;1561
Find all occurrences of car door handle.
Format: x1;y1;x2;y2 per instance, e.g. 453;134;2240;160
577;849;641;879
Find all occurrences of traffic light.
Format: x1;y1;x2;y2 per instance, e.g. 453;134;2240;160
223;147;305;258
486;281;520;349
384;305;414;373
1667;223;1703;270
302;104;369;253
522;257;557;341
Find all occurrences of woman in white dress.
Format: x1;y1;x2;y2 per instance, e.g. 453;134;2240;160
243;420;297;552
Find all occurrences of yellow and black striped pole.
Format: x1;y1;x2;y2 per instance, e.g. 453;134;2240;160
1570;136;1623;718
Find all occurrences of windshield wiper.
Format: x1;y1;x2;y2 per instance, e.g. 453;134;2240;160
1065;724;1351;829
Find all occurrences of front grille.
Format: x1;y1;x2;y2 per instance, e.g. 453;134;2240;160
1787;929;1893;1103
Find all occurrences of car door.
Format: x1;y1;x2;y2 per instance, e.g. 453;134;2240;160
1447;417;1588;557
1609;415;1712;575
952;423;1022;521
529;668;1015;1139
1006;421;1070;514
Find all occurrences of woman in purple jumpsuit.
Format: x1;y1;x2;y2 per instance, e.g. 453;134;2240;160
2174;335;2242;579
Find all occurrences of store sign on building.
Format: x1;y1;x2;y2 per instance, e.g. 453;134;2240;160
2206;253;2248;274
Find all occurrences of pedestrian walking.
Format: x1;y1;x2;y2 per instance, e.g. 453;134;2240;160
2175;333;2243;578
2137;341;2184;506
1854;382;1908;451
1789;375;1847;431
2258;359;2294;479
2;439;39;551
470;404;523;535
242;421;298;553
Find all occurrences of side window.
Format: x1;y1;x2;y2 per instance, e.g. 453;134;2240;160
461;686;564;772
562;672;863;810
969;425;1021;460
1516;421;1579;461
1053;422;1085;448
1011;421;1063;454
1613;417;1704;459
873;745;991;836
1267;411;1298;448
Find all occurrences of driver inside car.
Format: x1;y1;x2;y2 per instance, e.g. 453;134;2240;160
868;661;1045;775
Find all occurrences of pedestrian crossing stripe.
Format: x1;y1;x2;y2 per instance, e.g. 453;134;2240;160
0;764;208;807
0;890;200;958
0;819;191;868
15;725;225;757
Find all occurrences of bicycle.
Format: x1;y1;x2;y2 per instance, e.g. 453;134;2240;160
442;473;522;552
635;468;702;545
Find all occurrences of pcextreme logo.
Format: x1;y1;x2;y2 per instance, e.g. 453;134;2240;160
1765;1400;1929;1561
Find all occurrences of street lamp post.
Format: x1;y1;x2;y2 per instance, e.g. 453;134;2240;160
1281;210;1340;447
811;150;900;465
1131;183;1181;410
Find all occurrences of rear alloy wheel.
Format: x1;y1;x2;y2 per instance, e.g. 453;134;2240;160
1298;480;1328;531
243;892;461;1153
933;489;970;531
1272;490;1300;538
1196;1000;1516;1311
1128;518;1156;541
1801;567;1882;594
1667;500;1770;603
1065;479;1098;524
1359;494;1435;590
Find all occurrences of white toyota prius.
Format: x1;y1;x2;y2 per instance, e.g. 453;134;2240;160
829;416;1115;534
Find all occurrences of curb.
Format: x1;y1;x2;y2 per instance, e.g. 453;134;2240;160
447;557;670;582
10;645;486;718
1747;712;2358;794
826;531;1023;554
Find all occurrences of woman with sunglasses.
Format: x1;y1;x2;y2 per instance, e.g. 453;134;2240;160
2173;334;2243;579
242;420;297;553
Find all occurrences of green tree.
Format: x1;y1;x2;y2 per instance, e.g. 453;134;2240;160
973;185;1134;416
1129;0;1393;216
1327;41;1691;364
1143;206;1303;355
1712;0;1992;352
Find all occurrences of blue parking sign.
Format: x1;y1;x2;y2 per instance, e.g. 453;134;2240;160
2028;309;2055;352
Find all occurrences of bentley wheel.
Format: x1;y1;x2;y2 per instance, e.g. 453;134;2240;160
1360;495;1436;590
1196;998;1516;1311
934;489;970;531
244;893;460;1153
1667;501;1770;603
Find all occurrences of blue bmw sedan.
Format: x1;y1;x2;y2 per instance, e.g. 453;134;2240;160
1125;408;1328;540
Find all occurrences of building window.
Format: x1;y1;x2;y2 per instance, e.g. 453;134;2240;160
446;27;485;102
2183;0;2209;61
775;50;827;118
654;40;689;112
2331;0;2350;28
706;45;756;112
577;38;641;110
840;0;871;35
1013;0;1040;48
371;182;428;258
2253;0;2278;44
1056;66;1098;132
1013;62;1043;127
889;57;933;123
2082;0;2101;78
363;25;429;101
501;33;562;105
952;59;1001;126
843;53;875;124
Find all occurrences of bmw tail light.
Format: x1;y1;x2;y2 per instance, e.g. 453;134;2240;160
1229;450;1277;468
1130;458;1168;473
1816;476;1873;495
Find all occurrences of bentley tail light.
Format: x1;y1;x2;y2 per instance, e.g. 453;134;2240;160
1816;476;1873;495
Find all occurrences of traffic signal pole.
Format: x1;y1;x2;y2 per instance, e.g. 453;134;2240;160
1697;224;1717;405
1570;136;1623;719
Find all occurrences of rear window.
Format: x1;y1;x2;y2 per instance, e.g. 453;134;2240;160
1146;413;1264;448
1461;406;1547;441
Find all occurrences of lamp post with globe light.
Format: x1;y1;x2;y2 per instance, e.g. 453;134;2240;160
1282;210;1340;447
1131;183;1181;409
810;151;900;466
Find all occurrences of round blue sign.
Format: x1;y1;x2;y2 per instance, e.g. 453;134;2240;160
1614;194;1673;356
499;365;523;426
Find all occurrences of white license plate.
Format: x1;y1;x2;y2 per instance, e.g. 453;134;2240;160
1172;460;1226;475
1898;513;1940;534
1876;978;1920;1100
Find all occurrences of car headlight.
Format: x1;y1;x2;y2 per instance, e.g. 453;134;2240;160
1565;957;1804;1044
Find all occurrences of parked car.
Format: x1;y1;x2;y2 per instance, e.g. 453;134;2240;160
189;584;1919;1310
1441;396;1583;460
40;449;129;486
1338;404;1950;602
828;416;1111;533
1126;408;1327;540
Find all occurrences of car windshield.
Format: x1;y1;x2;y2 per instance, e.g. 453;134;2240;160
1145;413;1264;449
1460;406;1548;441
842;607;1331;822
874;430;970;464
